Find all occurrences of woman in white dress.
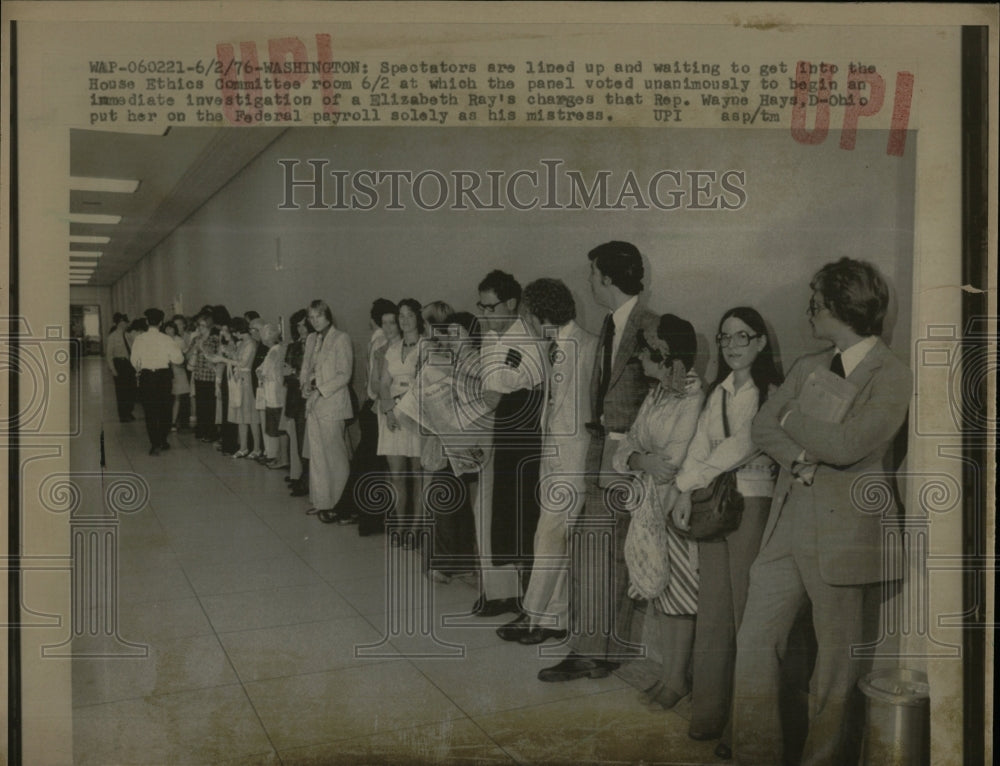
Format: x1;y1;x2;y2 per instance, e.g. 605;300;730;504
379;298;426;548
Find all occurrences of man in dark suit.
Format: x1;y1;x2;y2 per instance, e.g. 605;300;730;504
538;241;659;682
733;258;912;765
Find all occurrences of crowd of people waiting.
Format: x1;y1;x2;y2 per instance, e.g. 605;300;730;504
105;241;911;766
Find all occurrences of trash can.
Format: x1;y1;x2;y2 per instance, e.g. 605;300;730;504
858;668;930;766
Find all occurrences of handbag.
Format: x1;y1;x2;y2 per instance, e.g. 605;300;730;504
624;475;671;599
688;389;744;540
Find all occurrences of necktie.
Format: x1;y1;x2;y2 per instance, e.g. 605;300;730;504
595;314;615;420
830;352;845;378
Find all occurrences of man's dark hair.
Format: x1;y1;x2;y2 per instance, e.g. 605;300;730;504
477;270;522;304
144;308;164;327
588;241;644;296
127;318;148;334
244;310;260;322
523;278;577;327
228;317;250;335
810;257;890;337
370;298;398;325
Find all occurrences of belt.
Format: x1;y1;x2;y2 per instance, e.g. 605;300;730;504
141;368;169;373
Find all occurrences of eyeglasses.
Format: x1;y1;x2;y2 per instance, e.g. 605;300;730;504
476;300;504;314
716;331;761;348
806;298;828;317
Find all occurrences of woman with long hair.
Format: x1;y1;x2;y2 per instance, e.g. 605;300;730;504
378;298;427;548
671;306;782;759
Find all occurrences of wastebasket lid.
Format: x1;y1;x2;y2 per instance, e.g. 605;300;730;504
859;669;930;705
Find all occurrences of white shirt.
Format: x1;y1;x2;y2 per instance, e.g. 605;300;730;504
610;294;638;364
480;316;546;394
838;335;879;377
130;327;184;372
675;373;776;498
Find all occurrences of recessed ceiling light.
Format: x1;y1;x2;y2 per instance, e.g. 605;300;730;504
71;177;140;194
70;235;111;244
69;213;122;225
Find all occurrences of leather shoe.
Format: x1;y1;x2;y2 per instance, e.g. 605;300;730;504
495;613;530;641
474;597;521;618
518;627;567;645
537;653;619;682
714;742;732;760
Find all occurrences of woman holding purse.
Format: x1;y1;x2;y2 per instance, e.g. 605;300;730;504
670;306;782;759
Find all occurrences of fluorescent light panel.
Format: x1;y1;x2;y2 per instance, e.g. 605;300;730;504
70;235;111;244
69;213;122;225
70;251;103;259
70;176;140;194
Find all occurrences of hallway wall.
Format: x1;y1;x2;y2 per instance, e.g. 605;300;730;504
110;127;915;390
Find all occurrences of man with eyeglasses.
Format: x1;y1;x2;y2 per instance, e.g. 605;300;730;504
733;257;912;766
538;240;659;682
473;269;547;617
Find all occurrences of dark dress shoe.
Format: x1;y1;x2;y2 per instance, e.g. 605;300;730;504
317;509;337;523
537;653;619;682
714;742;732;760
517;627;568;645
495;613;530;641
475;597;521;618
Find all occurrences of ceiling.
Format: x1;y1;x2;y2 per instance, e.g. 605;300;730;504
69;127;286;287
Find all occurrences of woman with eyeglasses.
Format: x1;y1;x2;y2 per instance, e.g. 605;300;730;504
612;313;702;711
378;298;428;548
670;306;782;759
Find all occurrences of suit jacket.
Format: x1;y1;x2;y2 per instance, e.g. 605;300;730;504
544;321;599;481
590;303;659;434
307;327;354;420
752;338;912;585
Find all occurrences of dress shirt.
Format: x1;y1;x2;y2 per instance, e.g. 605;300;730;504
479;316;546;394
609;294;638;365
838;335;879;377
107;327;129;359
106;327;129;373
130;327;183;372
674;373;776;498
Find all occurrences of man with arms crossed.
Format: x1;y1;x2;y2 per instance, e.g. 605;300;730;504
734;257;912;765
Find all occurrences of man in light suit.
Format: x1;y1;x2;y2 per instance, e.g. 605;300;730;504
303;299;354;517
496;278;599;645
539;241;660;682
733;258;912;765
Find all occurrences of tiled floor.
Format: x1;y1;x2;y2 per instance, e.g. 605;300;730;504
71;359;725;765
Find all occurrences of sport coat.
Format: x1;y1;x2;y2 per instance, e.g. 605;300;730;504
590;303;659;434
752;338;912;585
545;320;599;478
308;327;354;421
